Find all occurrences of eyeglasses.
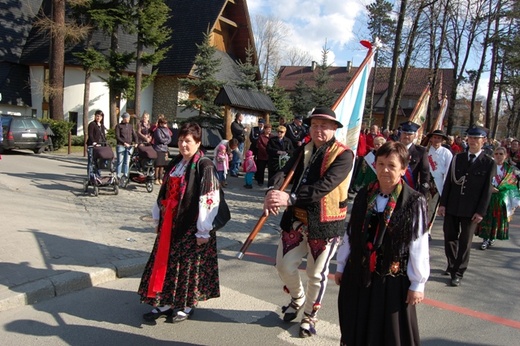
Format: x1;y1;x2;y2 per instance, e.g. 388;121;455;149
494;153;505;155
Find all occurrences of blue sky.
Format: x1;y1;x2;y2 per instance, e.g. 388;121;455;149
247;0;371;67
246;0;489;97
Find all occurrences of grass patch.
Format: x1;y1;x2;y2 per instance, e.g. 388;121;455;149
53;146;86;155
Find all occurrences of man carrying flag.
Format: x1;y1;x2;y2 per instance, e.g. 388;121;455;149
398;121;430;196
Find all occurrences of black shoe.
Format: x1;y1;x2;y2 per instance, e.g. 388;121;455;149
230;173;238;177
169;308;194;323
143;308;173;321
281;298;303;322
450;277;462;287
443;268;451;276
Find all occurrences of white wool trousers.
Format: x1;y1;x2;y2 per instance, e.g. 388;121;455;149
275;222;339;318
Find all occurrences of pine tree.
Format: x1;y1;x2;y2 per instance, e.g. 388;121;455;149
236;43;260;90
134;0;171;117
291;79;313;116
89;0;135;128
268;80;293;119
311;43;336;107
180;31;225;117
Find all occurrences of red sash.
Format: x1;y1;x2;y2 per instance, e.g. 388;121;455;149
146;177;181;298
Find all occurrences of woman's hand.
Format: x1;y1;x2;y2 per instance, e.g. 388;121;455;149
334;272;343;285
406;290;424;305
197;237;209;246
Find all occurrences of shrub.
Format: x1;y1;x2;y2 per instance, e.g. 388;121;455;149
71;135;85;146
105;128;117;147
40;119;75;150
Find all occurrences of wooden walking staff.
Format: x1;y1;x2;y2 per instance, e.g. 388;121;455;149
237;40;376;260
236;151;303;260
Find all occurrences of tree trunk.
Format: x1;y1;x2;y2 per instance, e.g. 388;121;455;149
49;0;65;120
383;0;407;130
135;35;144;119
110;29;120;129
485;0;501;130
83;69;91;156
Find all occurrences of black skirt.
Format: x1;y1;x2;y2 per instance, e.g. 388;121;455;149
155;151;169;167
338;267;420;346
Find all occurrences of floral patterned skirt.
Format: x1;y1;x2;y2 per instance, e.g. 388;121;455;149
138;227;220;309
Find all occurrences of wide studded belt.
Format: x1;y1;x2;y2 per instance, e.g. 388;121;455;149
293;207;308;225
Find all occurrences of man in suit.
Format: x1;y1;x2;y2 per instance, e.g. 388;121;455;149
249;118;265;159
399;121;430;196
286;115;307;148
438;125;496;287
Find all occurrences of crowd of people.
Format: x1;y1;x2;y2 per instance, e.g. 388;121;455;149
83;109;520;343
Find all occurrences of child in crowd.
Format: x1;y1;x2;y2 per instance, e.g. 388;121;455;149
243;150;257;189
214;144;229;187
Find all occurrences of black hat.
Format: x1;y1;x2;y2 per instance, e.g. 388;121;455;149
294;115;303;120
258;118;265;124
466;125;488;138
427;129;448;140
303;107;343;128
400;121;420;133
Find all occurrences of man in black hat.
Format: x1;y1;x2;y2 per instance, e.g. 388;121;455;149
398;121;430;196
426;130;453;230
438;125;496;287
263;106;353;338
286;115;307;147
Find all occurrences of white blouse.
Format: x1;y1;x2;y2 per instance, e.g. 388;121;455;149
152;160;220;239
336;194;430;292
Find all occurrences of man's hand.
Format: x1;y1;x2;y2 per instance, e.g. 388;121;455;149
264;190;290;216
437;206;445;217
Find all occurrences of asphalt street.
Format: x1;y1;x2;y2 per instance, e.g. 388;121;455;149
0;149;519;345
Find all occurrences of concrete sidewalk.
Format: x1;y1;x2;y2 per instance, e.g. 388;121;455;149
0;150;277;312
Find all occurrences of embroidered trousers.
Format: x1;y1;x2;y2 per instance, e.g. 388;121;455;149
275;222;339;318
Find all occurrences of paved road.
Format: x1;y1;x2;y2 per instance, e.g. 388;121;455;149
0;150;519;345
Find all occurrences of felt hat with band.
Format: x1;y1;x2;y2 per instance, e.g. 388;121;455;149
303;107;343;128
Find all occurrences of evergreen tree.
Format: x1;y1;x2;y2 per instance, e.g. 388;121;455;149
180;31;225;117
236;43;260;90
89;0;135;128
291;79;313;116
367;0;396;66
268;80;293;119
134;0;171;117
311;43;336;107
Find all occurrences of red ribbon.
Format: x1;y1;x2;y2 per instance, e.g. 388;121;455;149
367;242;376;273
146;178;180;298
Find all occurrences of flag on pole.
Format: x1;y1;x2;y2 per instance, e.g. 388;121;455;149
333;40;375;154
332;40;375;188
408;84;431;141
431;94;448;131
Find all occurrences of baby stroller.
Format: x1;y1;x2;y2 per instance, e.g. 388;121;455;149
83;145;118;196
120;145;157;193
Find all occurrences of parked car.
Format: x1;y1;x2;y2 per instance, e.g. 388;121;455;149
0;115;48;154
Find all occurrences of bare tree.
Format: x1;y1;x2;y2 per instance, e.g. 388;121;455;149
284;47;312;66
444;0;488;133
252;14;287;87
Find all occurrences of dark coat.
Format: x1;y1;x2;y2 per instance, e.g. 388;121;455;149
408;143;430;195
440;152;496;217
266;136;294;172
231;120;245;143
87;121;106;146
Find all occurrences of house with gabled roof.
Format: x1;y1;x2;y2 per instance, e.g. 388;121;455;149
0;0;264;136
277;63;455;129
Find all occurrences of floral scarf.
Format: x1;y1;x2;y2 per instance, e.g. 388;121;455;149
364;179;403;273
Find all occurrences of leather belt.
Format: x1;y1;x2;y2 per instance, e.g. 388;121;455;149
293;207;308;225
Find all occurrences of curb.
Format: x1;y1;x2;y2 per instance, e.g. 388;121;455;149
0;258;147;313
0;238;242;312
